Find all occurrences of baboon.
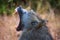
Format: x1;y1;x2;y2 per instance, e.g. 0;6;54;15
15;6;53;40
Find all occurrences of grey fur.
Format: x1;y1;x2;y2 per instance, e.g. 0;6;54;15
16;7;53;40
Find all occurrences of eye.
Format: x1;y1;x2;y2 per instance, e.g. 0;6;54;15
31;21;38;26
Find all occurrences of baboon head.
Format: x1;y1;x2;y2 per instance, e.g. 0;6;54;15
16;6;48;31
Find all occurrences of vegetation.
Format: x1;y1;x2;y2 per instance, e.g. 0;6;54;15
48;0;60;9
0;0;60;15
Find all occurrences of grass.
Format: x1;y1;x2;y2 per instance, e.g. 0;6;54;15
0;4;15;16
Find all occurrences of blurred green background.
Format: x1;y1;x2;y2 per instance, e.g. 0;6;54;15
0;0;60;15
